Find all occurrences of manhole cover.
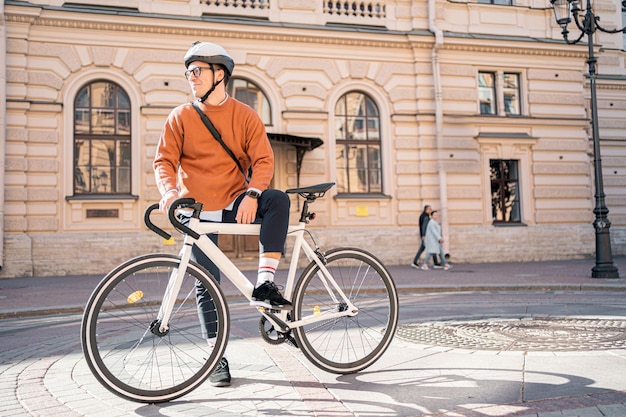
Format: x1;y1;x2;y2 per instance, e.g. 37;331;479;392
396;317;626;351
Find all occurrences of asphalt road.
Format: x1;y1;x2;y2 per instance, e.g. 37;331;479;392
2;289;625;416
4;289;625;350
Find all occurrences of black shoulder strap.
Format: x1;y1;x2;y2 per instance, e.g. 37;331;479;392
191;101;250;183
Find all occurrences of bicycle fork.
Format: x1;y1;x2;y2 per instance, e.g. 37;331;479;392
150;241;194;336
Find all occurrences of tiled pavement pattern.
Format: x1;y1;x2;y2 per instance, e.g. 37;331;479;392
1;256;625;416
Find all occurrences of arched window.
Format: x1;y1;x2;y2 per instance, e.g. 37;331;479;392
227;78;271;125
334;91;382;194
73;81;131;195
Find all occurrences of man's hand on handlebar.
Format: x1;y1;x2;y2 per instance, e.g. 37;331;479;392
159;190;180;213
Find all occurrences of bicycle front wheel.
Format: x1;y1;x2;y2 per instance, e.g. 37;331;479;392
292;247;399;374
81;254;229;403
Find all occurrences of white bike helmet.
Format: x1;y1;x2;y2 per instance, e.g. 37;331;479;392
184;41;234;76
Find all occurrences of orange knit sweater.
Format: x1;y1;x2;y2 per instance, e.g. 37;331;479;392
153;97;274;211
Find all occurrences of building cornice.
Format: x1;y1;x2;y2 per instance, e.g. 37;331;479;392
5;7;587;57
440;41;588;59
432;31;589;58
595;83;626;90
4;8;421;50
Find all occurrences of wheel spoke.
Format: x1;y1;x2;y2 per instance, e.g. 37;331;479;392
293;248;398;374
81;255;229;402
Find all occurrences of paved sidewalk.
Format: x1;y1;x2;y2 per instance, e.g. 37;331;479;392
1;256;625;417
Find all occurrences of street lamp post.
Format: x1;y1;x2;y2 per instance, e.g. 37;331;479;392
550;0;623;278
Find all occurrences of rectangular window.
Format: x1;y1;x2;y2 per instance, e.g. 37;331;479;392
479;72;496;115
490;159;521;223
503;73;520;115
478;0;512;4
623;5;626;50
479;71;522;116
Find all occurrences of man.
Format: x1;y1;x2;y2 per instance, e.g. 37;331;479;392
411;205;432;268
153;41;291;387
421;210;452;271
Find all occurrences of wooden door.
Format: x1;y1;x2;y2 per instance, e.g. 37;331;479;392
219;234;259;259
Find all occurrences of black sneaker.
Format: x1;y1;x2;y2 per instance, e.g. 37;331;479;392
251;281;292;308
209;357;231;387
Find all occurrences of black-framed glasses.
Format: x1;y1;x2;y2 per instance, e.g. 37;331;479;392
184;66;214;80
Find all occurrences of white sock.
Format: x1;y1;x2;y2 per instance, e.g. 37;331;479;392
256;257;279;287
207;337;216;349
207;338;228;360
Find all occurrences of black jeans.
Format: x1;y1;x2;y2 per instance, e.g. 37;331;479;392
192;189;290;338
412;240;426;265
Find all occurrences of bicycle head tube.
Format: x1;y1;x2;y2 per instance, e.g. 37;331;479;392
168;198;203;239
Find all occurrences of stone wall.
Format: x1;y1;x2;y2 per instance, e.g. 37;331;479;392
3;223;620;278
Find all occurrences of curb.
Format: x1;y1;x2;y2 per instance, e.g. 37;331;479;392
1;282;625;320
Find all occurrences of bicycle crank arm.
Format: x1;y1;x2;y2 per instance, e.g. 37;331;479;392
258;309;290;333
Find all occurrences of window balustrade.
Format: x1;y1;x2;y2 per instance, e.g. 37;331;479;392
202;0;387;25
324;0;386;19
204;0;270;10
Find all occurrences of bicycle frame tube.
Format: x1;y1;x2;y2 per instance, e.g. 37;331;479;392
157;216;357;332
284;223;307;301
285;242;359;329
156;242;193;333
197;218;358;315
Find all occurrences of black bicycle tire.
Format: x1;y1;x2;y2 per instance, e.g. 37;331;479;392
81;253;229;403
292;247;399;374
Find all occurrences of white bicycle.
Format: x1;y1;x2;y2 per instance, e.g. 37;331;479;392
81;182;399;403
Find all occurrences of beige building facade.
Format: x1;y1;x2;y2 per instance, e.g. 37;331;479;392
1;0;625;278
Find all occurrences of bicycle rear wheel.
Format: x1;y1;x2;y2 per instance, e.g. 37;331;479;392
292;247;399;374
81;254;229;403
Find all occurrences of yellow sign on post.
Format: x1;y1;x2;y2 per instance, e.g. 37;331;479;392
355;206;369;217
